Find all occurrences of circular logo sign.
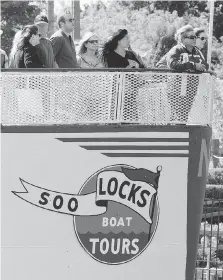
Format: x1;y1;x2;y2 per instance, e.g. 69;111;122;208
74;164;160;265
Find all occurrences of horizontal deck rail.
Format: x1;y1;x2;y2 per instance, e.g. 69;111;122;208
1;69;215;126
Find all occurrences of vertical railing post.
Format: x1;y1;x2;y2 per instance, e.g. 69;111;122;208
208;74;214;126
47;1;55;37
72;0;80;40
206;251;211;280
116;72;125;122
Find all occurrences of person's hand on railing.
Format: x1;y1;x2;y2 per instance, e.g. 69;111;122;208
127;59;139;69
195;63;207;72
207;70;217;77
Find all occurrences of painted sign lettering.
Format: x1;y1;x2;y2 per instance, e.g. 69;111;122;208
12;164;161;264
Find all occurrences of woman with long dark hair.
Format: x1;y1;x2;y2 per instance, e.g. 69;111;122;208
101;29;146;122
13;25;44;68
9;30;22;68
77;32;104;68
101;29;145;68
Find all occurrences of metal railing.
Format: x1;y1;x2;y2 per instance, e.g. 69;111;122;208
1;69;215;126
195;187;223;280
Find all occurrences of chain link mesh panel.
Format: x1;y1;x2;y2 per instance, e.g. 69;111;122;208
1;71;214;125
2;72;118;124
120;72;213;125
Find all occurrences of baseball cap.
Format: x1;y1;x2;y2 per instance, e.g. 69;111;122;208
34;14;48;24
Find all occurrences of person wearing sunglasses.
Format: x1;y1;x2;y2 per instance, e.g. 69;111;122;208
167;25;208;72
77;32;103;68
166;25;209;123
50;11;78;68
194;28;207;54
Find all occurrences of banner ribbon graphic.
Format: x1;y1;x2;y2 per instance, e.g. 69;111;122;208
13;170;157;223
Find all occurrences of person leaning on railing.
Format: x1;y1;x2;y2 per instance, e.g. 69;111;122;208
166;24;209;123
101;29;145;69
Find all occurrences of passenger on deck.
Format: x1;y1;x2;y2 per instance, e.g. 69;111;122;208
77;32;104;68
165;25;209;123
50;12;78;68
0;30;9;68
13;25;44;68
194;27;207;57
166;25;208;72
9;30;22;68
101;29;145;68
34;14;58;68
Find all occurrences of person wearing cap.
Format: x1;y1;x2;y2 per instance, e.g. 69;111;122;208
50;11;78;68
0;30;9;68
34;14;58;68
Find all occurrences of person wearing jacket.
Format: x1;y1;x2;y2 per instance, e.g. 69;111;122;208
34;14;58;68
13;25;44;68
101;29;145;68
166;25;208;123
50;12;78;68
0;30;9;68
167;25;208;72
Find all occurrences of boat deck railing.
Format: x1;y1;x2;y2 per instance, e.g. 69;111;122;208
1;69;215;126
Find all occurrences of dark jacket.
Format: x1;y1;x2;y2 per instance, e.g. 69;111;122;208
50;30;78;68
14;43;44;68
106;50;145;68
36;37;57;68
1;49;8;68
166;43;209;72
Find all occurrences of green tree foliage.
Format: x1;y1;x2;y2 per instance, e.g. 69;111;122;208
80;1;211;63
1;1;40;55
152;1;223;40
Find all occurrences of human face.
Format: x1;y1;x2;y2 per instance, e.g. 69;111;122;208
196;32;207;50
183;11;191;24
85;35;99;52
182;31;196;49
36;22;48;37
63;15;75;33
29;33;41;46
118;34;130;49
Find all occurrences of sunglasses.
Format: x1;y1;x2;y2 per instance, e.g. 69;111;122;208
87;40;98;44
185;35;196;40
198;36;207;41
66;18;75;22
